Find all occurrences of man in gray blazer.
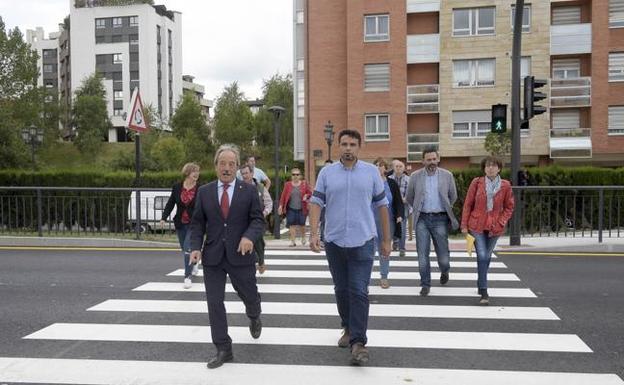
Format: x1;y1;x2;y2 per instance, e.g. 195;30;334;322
405;147;458;296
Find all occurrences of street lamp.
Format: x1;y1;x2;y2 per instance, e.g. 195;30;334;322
268;105;286;239
323;120;334;161
21;124;44;168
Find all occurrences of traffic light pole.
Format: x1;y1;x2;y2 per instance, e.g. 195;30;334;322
510;0;524;246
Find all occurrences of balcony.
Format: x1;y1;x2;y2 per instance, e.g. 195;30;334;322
406;0;439;13
407;133;439;162
407;84;439;114
549;128;592;158
551;24;592;55
407;34;439;64
550;77;591;108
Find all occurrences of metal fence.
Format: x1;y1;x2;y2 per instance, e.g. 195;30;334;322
0;186;623;242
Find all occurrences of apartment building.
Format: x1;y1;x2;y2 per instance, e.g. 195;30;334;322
182;75;213;118
295;0;624;181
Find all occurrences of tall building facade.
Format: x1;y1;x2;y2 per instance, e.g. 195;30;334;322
296;0;624;181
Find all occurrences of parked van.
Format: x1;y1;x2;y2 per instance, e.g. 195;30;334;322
128;190;176;233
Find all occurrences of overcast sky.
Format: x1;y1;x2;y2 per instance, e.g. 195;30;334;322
0;0;293;101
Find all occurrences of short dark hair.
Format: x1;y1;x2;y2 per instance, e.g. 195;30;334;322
245;155;256;161
422;146;439;158
480;156;503;172
324;159;333;164
338;129;361;146
239;164;251;173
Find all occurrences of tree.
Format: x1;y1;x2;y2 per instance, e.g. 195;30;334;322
71;73;112;155
254;74;294;147
170;91;212;164
213;82;254;146
0;17;41;168
484;131;512;157
150;136;185;171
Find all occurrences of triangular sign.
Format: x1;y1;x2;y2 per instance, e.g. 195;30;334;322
127;88;149;133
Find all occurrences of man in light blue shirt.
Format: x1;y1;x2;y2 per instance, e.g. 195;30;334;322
309;129;391;366
236;156;270;189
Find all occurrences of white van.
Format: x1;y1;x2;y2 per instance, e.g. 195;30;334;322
128;190;176;233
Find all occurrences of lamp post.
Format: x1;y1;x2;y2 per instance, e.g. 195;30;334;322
323;120;334;162
21;124;44;169
268;105;285;239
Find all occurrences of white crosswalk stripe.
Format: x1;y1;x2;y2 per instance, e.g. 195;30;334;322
4;248;621;385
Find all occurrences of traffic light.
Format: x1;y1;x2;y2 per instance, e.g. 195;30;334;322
524;76;547;120
491;104;507;133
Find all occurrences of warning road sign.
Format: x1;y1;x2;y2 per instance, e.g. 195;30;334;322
127;88;149;133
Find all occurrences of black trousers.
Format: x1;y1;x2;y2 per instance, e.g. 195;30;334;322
203;255;261;351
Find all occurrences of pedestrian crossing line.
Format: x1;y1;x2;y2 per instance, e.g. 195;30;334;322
88;299;558;320
24;323;591;353
2;357;622;385
133;282;538;298
167;269;521;281
261;259;507;269
265;250;491;258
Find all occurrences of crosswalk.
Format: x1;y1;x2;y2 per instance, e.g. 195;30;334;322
1;249;623;385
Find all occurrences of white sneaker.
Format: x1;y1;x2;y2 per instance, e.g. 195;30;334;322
183;278;192;289
192;263;199;276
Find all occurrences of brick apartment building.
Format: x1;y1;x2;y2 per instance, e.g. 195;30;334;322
293;0;624;182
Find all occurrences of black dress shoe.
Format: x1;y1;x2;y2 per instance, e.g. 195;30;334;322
440;272;449;285
420;287;430;296
249;317;262;339
207;349;233;369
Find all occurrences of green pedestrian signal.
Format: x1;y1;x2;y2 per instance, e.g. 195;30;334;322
491;104;507;134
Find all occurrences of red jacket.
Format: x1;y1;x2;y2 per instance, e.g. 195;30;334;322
279;181;312;216
461;177;515;236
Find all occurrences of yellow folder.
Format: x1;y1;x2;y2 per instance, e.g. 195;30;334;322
465;233;475;257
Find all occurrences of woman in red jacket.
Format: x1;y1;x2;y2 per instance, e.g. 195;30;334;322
278;167;312;246
461;156;515;305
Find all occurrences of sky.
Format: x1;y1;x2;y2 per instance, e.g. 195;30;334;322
0;0;293;101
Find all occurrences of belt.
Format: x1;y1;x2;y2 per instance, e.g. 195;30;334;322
421;212;446;216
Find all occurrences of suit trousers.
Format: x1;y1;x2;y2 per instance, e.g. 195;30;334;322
203;253;261;351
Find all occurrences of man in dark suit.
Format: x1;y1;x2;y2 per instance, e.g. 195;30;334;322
189;144;265;369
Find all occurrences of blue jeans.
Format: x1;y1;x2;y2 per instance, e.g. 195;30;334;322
176;224;193;278
471;231;499;290
374;208;395;279
325;238;375;347
398;206;408;251
415;213;450;288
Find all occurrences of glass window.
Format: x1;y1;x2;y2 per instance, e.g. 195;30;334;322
552;59;580;79
296;11;304;24
511;5;531;32
129;34;139;45
364;114;390;141
364;63;390;91
297;59;304;71
95;18;106;29
129;16;139;26
43;64;54;73
608;106;624;135
453;58;495;87
552;6;581;25
112;17;123;28
610;0;624;27
364;14;390;42
112;35;122;43
453;7;495;36
452;110;491;138
114;91;123;99
113;53;122;64
609;52;624;81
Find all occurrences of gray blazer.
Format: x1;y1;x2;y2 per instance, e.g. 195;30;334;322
405;167;459;230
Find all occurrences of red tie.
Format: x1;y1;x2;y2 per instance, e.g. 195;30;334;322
220;183;230;219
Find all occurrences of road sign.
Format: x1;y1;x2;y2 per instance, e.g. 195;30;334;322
126;88;149;133
491;104;507;133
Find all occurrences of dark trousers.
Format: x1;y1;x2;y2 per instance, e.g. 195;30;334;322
203;255;261;351
254;236;266;266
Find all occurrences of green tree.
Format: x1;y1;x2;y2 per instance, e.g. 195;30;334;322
254;74;294;147
71;73;112;156
484;131;512;157
150;136;185;171
213;82;254;146
0;17;40;168
170;91;212;164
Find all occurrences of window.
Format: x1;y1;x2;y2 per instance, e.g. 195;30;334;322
129;16;139;26
407;134;439;162
364;114;390;141
364;63;390;91
552;110;580;130
521;56;531;78
45;81;54;88
297;77;304;118
552;59;580;79
114;91;123;99
511;4;531;32
296;10;304;24
609;53;624;81
113;53;122;64
297;58;304;71
453;58;495;87
453;7;495;36
129;34;139;45
96;55;107;65
95;35;105;44
608;106;624;135
95;18;106;29
552;6;581;25
112;17;123;28
364;14;389;41
130;71;139;81
610;0;624;27
43;49;54;58
452;110;491;138
112;35;122;43
113;108;123;116
43;64;54;73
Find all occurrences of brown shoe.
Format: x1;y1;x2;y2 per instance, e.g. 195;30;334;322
380;279;390;289
337;328;350;348
350;343;369;365
258;264;266;274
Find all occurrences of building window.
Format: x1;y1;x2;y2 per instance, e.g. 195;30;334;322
130;71;139;81
609;53;624;81
129;34;139;45
407;134;439;162
453;7;495;36
452;110;491;138
95;18;106;29
114;91;123;99
296;10;304;24
364;114;390;141
608;106;624;135
364;63;390;91
112;35;122;43
45;81;54;88
364;14;389;42
113;53;122;64
297;58;304;71
453;58;495;87
95;35;105;44
511;4;531;32
552;58;581;79
129;16;139;27
610;0;624;27
521;56;531;78
112;17;123;28
43;64;54;73
43;49;54;58
113;108;123;116
552;6;581;25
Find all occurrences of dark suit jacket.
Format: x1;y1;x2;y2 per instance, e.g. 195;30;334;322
161;181;199;229
190;179;265;266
